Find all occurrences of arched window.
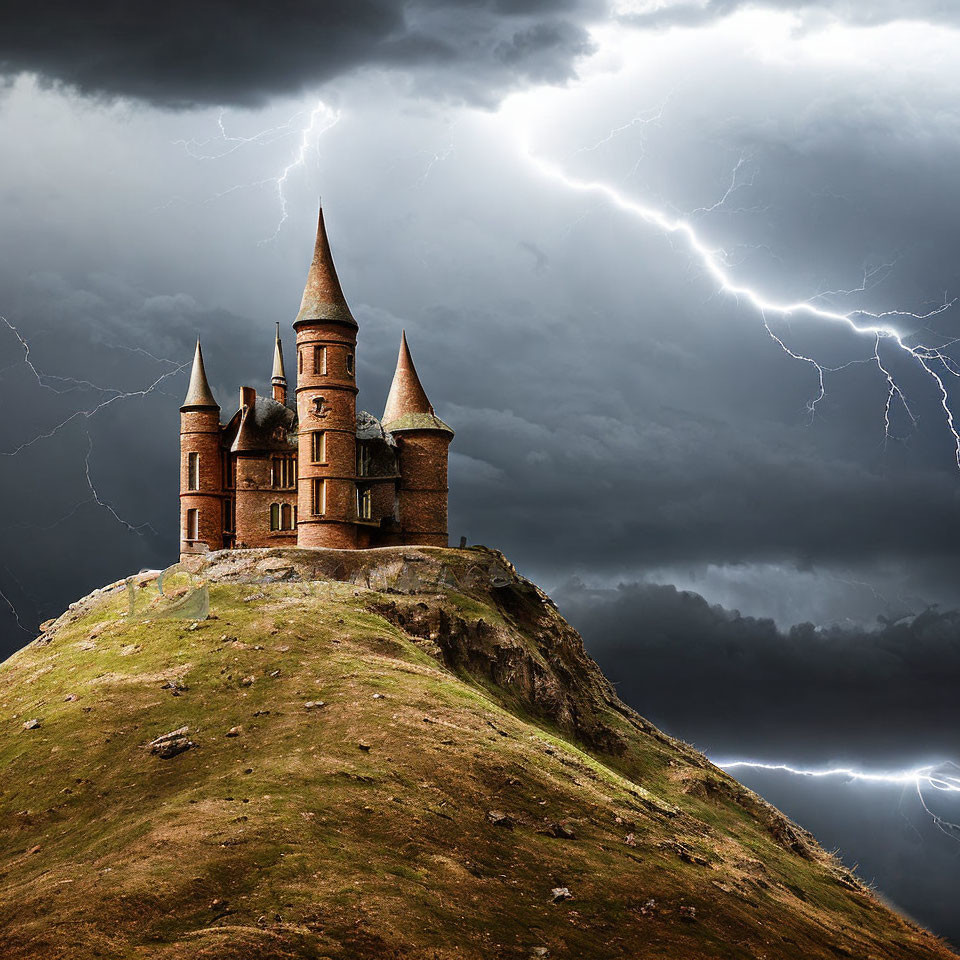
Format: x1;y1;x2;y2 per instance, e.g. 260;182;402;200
269;503;280;531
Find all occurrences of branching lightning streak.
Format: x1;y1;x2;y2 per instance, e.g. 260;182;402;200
0;315;189;524
717;759;960;840
519;142;960;463
174;100;340;241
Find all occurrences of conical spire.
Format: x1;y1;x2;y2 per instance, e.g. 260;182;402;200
294;206;356;328
382;331;453;434
181;339;219;410
272;322;286;383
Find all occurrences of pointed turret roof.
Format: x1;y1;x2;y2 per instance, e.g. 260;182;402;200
382;331;453;435
181;339;219;410
272;322;286;383
294;206;356;328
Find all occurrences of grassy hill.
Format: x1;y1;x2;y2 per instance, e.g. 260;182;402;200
0;545;953;959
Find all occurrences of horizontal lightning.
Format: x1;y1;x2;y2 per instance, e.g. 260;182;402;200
518;139;960;467
717;758;960;839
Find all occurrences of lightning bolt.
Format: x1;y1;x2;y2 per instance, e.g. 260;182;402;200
0;314;188;521
174;100;341;242
717;759;960;841
518;139;960;463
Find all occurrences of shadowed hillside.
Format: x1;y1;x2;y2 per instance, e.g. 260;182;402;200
0;546;953;959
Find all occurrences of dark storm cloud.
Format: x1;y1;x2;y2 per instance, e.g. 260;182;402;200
626;0;960;29
555;578;960;764
0;0;601;108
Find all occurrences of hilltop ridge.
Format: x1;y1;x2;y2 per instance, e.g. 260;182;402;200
0;546;953;959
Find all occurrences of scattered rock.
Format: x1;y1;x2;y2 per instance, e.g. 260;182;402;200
119;644;141;657
550;887;572;903
239;676;255;687
22;719;41;731
304;701;325;711
624;833;637;847
276;645;290;653
639;898;656;917
269;670;280;678
372;693;384;700
530;949;549;958
148;727;195;759
78;641;96;651
28;844;41;855
358;741;371;752
487;810;514;829
225;727;242;738
679;904;697;922
63;695;77;703
539;822;575;840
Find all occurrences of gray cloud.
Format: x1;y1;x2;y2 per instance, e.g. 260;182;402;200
0;1;600;108
625;0;960;30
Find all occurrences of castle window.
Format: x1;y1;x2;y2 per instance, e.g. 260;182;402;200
299;349;303;375
357;442;370;477
280;503;293;530
223;453;236;490
314;346;326;375
187;452;199;491
345;353;354;376
272;456;297;489
311;431;326;463
270;503;280;531
312;478;325;516
357;486;372;520
223;499;234;533
186;508;198;541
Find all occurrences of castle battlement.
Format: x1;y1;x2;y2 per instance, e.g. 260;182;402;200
179;208;453;554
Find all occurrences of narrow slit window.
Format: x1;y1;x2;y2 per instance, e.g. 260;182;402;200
281;503;293;530
357;486;372;520
223;499;234;532
312;478;325;516
188;452;199;491
345;353;354;376
314;345;326;375
312;431;325;463
186;508;199;541
357;442;370;477
270;503;280;531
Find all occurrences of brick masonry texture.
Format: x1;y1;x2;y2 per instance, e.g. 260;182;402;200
179;208;451;555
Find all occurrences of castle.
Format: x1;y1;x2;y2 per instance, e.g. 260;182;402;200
179;207;453;554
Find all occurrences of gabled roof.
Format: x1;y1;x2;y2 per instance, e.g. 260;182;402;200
382;332;453;435
294;206;356;328
181;340;219;410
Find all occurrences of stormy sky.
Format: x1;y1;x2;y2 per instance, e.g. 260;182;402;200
2;0;960;945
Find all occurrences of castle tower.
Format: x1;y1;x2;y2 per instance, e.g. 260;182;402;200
272;322;287;405
382;332;454;547
179;340;223;553
294;207;359;549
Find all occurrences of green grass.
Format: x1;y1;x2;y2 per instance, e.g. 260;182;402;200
0;546;953;960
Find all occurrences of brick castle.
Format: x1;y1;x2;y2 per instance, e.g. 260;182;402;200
179;207;453;555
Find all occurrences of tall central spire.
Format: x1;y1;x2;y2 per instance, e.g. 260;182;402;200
294;206;356;328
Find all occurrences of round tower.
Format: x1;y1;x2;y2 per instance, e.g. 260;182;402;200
294;207;359;549
382;332;454;547
180;340;223;554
